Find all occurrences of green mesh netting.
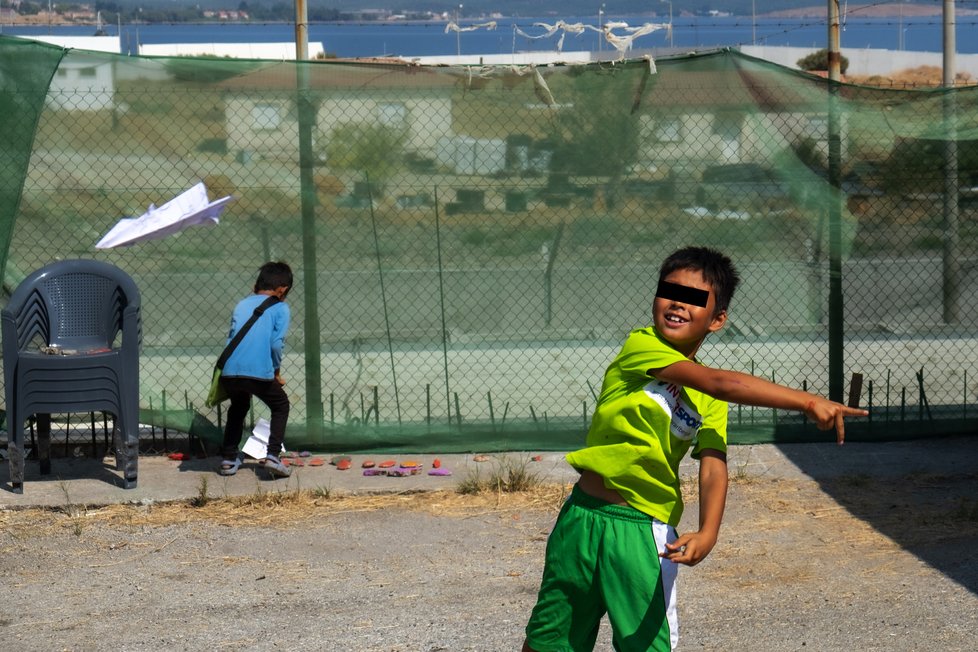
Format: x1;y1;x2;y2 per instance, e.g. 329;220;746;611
3;36;978;452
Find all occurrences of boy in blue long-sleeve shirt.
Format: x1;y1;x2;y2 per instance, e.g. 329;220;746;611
218;262;293;478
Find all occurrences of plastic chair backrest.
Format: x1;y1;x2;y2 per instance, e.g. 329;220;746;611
4;259;140;353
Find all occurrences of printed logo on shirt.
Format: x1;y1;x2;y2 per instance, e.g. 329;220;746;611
644;380;703;441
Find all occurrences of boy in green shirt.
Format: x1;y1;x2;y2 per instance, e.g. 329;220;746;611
522;247;867;652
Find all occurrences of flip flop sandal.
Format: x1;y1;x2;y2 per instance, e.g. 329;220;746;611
432;458;442;469
168;452;189;461
531;455;543;462
428;468;453;476
336;458;351;471
219;458;242;476
363;468;388;476
299;451;312;457
264;455;292;478
361;460;376;468
330;455;352;466
400;460;421;469
473;454;491;462
378;460;396;468
290;458;305;467
308;457;325;467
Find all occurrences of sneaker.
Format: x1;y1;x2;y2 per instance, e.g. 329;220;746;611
263;454;291;478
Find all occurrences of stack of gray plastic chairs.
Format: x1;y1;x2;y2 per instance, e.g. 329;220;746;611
2;259;141;493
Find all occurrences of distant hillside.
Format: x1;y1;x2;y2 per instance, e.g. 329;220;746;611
767;3;978;18
23;0;969;22
301;1;975;19
88;0;825;19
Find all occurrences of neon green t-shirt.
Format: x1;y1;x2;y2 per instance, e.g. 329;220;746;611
565;326;728;527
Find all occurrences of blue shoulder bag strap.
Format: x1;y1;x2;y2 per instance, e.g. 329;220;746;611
215;295;280;369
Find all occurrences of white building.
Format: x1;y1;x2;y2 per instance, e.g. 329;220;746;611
138;42;326;60
9;35;120;111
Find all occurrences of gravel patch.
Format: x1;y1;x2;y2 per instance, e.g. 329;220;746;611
2;469;976;651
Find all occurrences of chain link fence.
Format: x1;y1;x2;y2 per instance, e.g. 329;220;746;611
2;38;978;454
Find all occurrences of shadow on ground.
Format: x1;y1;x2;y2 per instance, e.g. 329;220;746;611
776;435;978;596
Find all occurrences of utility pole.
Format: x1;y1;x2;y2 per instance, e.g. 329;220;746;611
660;1;673;48
598;4;604;52
752;0;756;44
826;0;844;403
942;0;960;324
295;0;307;60
295;0;324;437
456;4;463;56
898;0;904;50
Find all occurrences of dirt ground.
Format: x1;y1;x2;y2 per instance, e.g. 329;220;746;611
2;469;977;651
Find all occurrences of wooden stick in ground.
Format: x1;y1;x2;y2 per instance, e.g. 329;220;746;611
848;372;864;409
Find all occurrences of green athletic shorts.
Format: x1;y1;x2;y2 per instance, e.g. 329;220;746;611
524;485;679;652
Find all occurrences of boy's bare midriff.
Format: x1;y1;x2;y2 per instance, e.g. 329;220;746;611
577;469;629;505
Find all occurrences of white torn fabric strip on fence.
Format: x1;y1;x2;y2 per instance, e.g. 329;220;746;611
444;21;497;34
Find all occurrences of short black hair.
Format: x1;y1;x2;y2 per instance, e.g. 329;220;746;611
658;247;740;314
254;261;293;294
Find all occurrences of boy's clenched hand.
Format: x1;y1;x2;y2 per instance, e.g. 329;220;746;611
660;531;717;567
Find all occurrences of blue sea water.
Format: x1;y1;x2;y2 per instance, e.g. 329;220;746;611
2;15;976;58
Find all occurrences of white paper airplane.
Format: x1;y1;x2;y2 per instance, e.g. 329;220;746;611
95;182;232;249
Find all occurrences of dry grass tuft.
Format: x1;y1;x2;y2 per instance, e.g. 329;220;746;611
0;483;572;536
849;66;976;88
456;454;548;495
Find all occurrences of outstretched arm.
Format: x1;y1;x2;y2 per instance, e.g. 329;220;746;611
661;449;728;566
653;360;868;444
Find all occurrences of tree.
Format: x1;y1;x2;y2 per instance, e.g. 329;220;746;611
797;49;849;75
323;121;408;196
545;65;650;205
164;56;262;83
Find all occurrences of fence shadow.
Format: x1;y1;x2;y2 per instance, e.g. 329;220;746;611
774;434;978;596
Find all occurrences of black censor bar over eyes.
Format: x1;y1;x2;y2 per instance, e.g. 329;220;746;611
656;280;710;308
